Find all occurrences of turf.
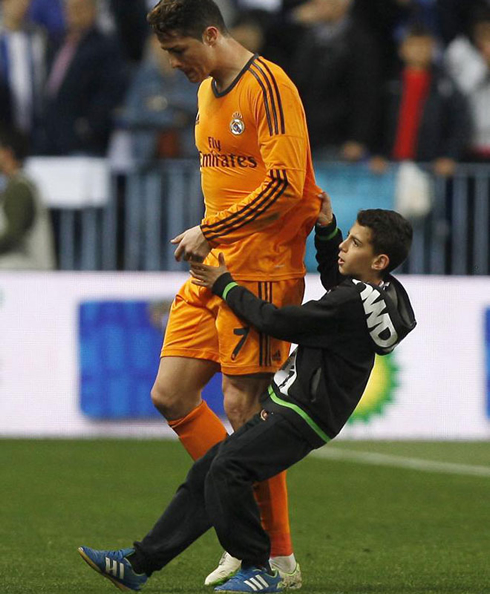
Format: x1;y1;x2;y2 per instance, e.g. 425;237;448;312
2;439;489;594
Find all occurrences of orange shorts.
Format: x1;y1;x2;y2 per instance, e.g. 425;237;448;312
161;277;305;375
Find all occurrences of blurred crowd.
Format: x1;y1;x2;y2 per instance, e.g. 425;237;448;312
1;0;490;269
0;0;489;168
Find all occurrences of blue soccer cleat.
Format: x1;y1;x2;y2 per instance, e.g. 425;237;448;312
78;546;148;591
215;566;284;593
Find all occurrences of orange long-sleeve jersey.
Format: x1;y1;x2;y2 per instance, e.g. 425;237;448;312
197;54;321;281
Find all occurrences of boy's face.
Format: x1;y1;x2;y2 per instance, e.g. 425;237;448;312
338;223;385;283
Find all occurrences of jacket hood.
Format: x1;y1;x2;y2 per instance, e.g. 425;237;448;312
352;275;416;355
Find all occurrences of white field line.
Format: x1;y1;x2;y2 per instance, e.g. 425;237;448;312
313;447;490;477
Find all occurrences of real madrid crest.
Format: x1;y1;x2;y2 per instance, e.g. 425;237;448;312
230;112;245;136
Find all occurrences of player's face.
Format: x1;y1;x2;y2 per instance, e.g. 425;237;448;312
338;223;382;282
159;32;214;84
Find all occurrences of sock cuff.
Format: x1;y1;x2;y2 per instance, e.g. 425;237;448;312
168;400;207;430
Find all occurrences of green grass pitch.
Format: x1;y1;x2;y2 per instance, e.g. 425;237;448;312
2;439;490;594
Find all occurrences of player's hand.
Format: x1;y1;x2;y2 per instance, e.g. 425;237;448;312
171;225;211;262
190;253;228;288
316;190;333;227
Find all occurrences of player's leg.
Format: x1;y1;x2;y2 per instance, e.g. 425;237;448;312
152;280;227;459
151;356;226;459
221;373;270;429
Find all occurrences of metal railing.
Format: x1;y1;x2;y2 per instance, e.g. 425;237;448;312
50;161;490;275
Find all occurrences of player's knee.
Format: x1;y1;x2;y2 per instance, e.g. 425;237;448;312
222;375;269;429
223;396;257;430
150;382;187;420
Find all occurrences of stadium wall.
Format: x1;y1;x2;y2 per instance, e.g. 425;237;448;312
0;273;488;440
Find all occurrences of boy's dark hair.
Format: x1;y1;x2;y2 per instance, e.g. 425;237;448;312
147;0;228;41
0;125;29;164
356;209;413;274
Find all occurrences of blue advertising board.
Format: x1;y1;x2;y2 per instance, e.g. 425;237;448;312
79;300;225;419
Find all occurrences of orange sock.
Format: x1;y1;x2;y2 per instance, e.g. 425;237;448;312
168;401;228;460
254;471;293;557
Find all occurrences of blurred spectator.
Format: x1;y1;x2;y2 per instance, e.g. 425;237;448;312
27;0;65;39
370;24;470;177
353;0;441;79
35;0;128;156
119;35;197;167
445;7;490;161
286;0;381;161
0;0;48;139
437;0;490;45
97;0;148;64
390;0;441;40
229;9;270;54
0;126;55;270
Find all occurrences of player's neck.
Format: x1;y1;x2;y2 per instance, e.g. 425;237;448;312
211;39;254;93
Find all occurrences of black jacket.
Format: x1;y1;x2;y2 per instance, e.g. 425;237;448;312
212;218;416;447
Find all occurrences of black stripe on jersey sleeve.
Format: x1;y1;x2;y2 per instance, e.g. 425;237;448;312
257;58;285;135
201;170;288;242
250;62;279;136
202;171;281;233
249;65;273;136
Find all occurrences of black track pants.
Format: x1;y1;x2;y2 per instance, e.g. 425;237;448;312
133;411;313;574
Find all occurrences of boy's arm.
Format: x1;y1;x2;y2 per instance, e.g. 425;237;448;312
190;254;337;345
315;192;343;291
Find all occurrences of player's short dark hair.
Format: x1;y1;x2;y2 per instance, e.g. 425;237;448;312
147;0;228;41
0;125;29;164
356;209;413;274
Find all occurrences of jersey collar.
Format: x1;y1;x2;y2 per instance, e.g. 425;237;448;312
212;53;258;98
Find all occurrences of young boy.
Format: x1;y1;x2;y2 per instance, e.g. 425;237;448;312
78;193;416;593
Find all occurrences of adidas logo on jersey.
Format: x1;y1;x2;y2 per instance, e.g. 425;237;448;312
272;350;282;362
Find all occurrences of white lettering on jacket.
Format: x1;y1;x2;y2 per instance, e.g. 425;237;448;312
354;281;398;349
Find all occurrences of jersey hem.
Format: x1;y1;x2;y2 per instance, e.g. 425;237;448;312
230;270;306;282
220;364;281;376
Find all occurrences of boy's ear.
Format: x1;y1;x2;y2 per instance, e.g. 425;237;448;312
372;254;390;273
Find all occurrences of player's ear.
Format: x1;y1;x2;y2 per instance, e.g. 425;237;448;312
202;26;219;46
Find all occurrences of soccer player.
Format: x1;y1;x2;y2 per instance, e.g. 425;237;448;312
145;0;321;585
78;193;417;593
